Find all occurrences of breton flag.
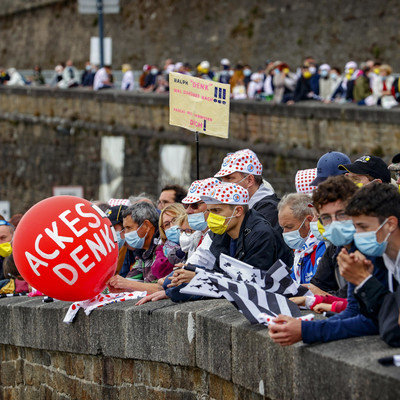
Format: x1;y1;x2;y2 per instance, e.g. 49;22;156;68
179;255;313;325
219;254;311;298
207;273;302;324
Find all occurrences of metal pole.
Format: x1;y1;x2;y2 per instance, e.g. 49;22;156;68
97;0;104;68
195;131;200;180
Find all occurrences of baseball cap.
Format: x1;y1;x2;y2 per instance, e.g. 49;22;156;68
310;151;351;186
214;149;263;178
200;183;249;205
388;153;400;171
339;155;391;183
295;168;317;194
182;178;220;204
105;205;127;226
107;198;130;207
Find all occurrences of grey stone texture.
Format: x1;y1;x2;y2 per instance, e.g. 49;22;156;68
0;86;398;215
1;297;400;399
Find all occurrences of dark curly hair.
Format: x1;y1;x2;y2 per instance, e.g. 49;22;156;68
312;175;358;213
345;182;400;226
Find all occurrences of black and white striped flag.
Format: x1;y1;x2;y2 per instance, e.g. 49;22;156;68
219;254;311;298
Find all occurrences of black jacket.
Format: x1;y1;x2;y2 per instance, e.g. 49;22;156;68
207;209;293;273
252;193;280;231
310;244;348;298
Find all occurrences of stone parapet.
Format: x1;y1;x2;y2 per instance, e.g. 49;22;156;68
0;296;399;399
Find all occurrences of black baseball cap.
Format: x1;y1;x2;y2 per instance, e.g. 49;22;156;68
339;155;391;183
105;205;127;226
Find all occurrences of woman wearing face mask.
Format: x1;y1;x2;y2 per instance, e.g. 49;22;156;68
278;193;326;284
177;214;202;259
153;203;187;278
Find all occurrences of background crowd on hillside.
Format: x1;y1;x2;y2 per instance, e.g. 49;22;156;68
1;56;400;108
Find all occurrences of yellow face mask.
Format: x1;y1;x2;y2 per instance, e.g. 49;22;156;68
303;71;312;79
317;220;326;238
0;242;12;258
207;209;236;235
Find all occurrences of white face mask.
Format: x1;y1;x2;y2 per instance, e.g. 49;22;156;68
179;231;202;252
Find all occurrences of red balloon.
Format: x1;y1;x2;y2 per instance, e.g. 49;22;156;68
13;196;118;301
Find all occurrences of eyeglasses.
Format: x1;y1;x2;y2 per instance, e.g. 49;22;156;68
179;228;195;236
318;210;349;226
162;217;177;230
183;201;205;211
0;220;11;226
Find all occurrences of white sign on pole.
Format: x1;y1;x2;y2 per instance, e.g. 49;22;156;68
78;0;120;14
90;37;112;66
53;186;84;198
0;201;10;220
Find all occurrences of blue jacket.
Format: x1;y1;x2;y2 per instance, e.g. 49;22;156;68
302;258;388;344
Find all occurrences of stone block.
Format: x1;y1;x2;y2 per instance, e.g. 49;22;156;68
195;301;246;381
232;323;295;400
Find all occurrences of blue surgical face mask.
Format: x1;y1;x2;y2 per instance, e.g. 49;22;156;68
320;70;329;78
243;69;252;77
282;218;308;250
310;221;324;241
354;219;391;257
188;212;208;231
124;223;147;249
165;225;180;244
323;220;355;247
116;230;125;249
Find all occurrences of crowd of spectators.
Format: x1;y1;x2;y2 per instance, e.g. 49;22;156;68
1;148;400;350
1;56;400;108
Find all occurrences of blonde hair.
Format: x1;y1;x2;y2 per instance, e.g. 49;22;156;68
159;203;186;242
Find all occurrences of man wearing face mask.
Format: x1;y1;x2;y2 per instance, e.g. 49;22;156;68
338;183;400;346
170;183;292;283
107;202;163;295
339;155;391;187
269;177;388;346
0;220;14;280
215;149;281;230
307;175;358;298
278;193;326;284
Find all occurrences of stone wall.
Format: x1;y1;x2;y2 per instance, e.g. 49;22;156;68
0;86;399;214
0;296;400;400
1;0;400;70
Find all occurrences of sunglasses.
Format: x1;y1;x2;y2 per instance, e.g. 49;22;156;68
183;201;205;211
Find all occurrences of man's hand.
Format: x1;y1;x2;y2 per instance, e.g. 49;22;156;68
337;248;373;285
107;275;134;292
313;303;332;314
290;296;306;306
167;269;195;287
303;283;330;296
135;290;168;305
268;315;302;346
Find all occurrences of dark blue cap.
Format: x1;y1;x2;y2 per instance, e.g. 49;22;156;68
310;151;351;186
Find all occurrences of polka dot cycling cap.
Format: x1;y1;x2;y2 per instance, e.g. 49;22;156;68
182;178;221;204
200;183;249;205
295;168;317;194
214;149;263;178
